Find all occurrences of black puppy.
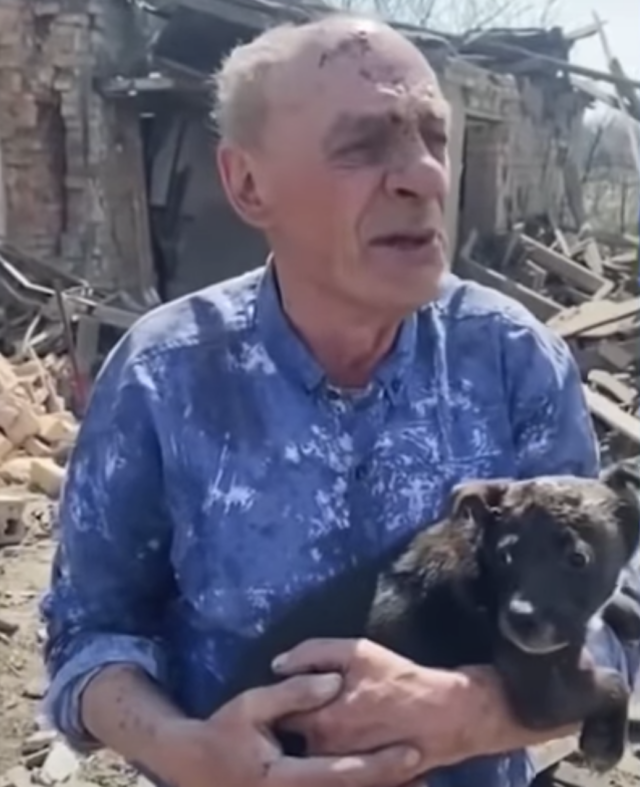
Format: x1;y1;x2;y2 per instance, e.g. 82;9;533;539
219;462;640;773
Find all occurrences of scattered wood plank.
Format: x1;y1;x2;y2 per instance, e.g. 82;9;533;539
583;387;640;446
547;297;640;339
521;235;610;295
587;370;636;407
458;256;562;321
581;238;605;275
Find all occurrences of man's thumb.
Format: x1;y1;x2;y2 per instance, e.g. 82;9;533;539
247;673;343;723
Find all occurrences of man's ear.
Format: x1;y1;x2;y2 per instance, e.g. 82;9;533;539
601;462;640;559
216;141;272;229
449;480;509;527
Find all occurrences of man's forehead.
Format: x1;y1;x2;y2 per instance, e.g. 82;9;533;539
269;20;441;114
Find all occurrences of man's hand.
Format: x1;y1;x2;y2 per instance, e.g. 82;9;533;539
272;639;566;771
154;672;422;787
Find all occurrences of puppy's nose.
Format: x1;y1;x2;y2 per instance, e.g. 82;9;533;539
506;597;540;636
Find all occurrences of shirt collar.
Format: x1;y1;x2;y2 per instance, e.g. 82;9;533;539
254;261;417;403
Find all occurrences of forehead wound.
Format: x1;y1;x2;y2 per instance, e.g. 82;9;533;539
281;20;437;89
320;27;436;84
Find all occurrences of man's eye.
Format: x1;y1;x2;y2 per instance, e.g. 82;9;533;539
339;140;368;154
337;136;388;161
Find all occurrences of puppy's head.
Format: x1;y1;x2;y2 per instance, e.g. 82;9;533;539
450;464;640;655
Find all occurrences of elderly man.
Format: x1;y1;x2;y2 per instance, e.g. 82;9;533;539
41;14;638;787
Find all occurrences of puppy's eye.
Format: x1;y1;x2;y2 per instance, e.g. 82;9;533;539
567;549;590;570
497;548;512;566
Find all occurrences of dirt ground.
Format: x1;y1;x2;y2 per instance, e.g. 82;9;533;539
0;532;139;787
1;531;639;787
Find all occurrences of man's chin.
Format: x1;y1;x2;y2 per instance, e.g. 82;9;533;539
379;267;445;310
379;250;445;287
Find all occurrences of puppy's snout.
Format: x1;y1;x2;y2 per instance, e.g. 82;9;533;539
499;595;569;655
505;598;540;638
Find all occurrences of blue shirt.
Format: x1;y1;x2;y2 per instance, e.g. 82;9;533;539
41;265;639;787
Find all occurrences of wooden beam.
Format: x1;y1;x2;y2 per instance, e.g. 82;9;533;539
547;297;640;339
521;235;609;294
583;387;640;446
457;257;562;321
587;369;636;408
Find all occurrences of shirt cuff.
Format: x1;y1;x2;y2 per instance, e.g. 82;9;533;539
43;635;168;751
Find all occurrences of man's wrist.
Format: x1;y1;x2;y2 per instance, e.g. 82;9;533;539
457;666;577;756
409;665;503;763
453;666;510;756
149;717;207;786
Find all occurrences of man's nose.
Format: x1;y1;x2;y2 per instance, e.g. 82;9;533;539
385;142;449;202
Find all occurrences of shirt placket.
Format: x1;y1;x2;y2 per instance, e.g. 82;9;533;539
325;385;389;563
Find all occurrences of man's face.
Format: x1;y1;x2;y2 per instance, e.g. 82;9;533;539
222;21;451;314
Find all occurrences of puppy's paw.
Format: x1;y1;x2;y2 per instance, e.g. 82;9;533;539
579;718;626;773
601;593;640;643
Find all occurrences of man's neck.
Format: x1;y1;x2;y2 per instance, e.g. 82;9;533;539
276;272;402;389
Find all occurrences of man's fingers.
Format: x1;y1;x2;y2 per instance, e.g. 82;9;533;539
272;637;364;675
273;745;422;787
242;673;343;723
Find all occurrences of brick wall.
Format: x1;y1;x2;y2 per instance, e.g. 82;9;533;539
0;0;145;287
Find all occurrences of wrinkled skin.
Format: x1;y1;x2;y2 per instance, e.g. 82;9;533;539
217;18;451;384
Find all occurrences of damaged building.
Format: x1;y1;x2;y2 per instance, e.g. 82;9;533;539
0;0;593;299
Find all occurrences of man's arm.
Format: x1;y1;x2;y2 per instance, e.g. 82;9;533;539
500;310;640;686
41;339;180;752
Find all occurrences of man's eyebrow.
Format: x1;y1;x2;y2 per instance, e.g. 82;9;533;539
322;112;389;151
323;102;451;151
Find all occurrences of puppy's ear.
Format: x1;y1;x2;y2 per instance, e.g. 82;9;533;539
449;480;509;527
602;462;640;558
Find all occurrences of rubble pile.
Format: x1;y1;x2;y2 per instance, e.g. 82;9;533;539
459;218;639;462
0;351;77;549
1;741;83;787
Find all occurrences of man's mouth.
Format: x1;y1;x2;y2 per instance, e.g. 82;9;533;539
370;229;439;251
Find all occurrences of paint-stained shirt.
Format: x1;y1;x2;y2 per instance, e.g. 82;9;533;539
40;265;639;787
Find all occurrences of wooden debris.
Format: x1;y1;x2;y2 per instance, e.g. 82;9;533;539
457;253;562;321
587;370;636;408
458;216;640;463
547;297;640;339
521;234;610;296
20;731;56;757
583;387;640;447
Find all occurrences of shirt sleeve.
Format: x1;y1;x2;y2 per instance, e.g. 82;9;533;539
500;311;640;689
40;341;175;750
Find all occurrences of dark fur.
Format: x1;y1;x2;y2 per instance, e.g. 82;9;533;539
217;462;640;774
